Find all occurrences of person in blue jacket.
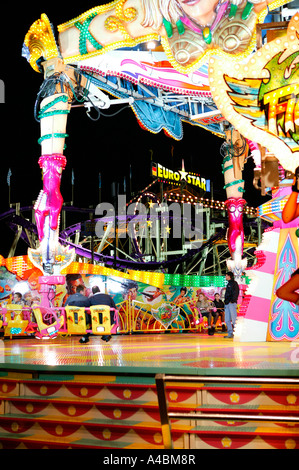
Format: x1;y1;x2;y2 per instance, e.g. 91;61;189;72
79;285;117;344
224;272;239;338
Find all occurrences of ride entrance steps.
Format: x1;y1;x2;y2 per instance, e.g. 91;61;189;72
0;370;299;448
0;371;195;449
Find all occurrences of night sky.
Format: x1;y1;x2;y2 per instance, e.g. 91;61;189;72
0;2;266;258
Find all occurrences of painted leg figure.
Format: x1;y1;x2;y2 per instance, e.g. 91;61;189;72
276;167;299;304
28;62;83;275
34;153;67;273
223;129;248;282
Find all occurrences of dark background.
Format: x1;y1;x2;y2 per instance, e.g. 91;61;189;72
0;1;266;258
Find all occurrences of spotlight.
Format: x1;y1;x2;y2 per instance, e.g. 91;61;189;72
147;41;157;50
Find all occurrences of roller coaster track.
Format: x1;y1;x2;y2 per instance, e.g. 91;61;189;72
0;205;226;270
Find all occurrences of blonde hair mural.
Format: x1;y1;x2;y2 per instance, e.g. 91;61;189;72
209;13;299;174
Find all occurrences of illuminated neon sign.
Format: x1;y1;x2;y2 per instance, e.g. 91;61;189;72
151;162;210;192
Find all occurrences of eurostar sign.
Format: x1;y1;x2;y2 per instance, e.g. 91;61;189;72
151;162;210;192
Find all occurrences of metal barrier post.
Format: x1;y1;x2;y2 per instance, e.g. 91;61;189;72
155;374;173;449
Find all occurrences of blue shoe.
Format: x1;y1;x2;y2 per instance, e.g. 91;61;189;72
224;334;233;338
101;335;112;342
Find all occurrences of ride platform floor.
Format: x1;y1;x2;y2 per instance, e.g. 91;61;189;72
0;332;299;377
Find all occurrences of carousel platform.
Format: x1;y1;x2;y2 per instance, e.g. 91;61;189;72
0;332;298;376
0;333;299;450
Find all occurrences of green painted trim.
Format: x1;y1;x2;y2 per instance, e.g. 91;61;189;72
1;363;298;378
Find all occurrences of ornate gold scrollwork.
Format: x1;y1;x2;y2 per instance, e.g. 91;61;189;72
24;13;60;73
105;0;137;37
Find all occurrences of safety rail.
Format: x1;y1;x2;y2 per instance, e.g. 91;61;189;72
130;299;204;333
155;374;299;449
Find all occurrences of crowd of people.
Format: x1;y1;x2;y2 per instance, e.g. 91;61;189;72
9;271;239;341
11;291;35;307
196;272;239;338
10;284;117;344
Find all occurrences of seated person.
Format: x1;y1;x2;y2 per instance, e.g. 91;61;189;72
12;292;24;306
89;285;116;320
64;285;90;307
79;285;117;344
213;293;227;332
196;292;214;336
64;284;91;334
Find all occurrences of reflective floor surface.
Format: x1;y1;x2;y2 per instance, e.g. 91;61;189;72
1;333;299;376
